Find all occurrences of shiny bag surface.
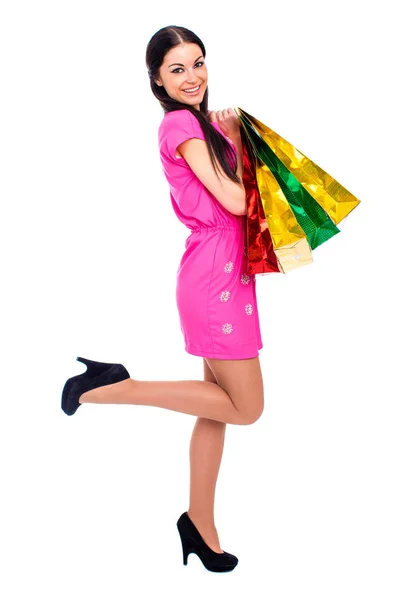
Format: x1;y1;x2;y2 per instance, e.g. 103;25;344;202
234;107;361;275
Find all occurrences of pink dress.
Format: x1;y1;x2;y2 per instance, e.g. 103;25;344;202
158;109;263;360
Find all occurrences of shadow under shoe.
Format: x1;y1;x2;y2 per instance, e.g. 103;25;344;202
61;356;130;416
177;511;239;572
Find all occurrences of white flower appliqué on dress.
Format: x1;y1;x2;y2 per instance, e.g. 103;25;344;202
219;290;230;302
241;273;250;285
245;303;253;315
224;261;234;273
222;323;233;334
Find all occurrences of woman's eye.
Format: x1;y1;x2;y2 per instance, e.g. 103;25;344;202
172;61;204;74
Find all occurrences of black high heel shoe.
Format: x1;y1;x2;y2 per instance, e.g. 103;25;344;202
177;512;239;572
61;356;130;416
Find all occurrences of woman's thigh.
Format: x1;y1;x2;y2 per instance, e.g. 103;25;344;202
204;356;264;423
203;357;218;384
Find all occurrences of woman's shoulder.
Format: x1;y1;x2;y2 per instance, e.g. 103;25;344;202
158;109;205;157
158;108;197;133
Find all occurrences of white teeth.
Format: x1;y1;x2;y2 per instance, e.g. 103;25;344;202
183;85;200;93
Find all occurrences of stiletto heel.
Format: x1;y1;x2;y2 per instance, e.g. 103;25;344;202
76;356;117;377
61;356;130;416
181;537;191;565
176;512;239;572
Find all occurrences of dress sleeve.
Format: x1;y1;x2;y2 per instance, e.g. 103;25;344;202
163;109;206;161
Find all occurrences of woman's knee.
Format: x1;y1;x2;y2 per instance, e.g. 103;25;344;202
240;401;264;425
204;356;264;424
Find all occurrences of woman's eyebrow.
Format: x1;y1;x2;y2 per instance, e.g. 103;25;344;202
168;55;204;68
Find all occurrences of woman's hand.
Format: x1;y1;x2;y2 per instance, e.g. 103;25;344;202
208;108;241;140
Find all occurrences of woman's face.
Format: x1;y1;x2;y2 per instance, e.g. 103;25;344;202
155;43;208;111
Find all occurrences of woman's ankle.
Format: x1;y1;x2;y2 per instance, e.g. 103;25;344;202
187;509;216;530
79;378;134;404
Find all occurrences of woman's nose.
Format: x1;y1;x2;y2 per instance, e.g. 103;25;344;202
186;68;199;82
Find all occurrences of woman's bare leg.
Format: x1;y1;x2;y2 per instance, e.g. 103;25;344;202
79;356;264;552
78;355;264;426
187;359;226;553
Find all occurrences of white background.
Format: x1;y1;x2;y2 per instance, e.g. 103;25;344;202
1;0;399;598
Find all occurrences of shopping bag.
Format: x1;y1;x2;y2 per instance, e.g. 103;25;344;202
235;107;361;275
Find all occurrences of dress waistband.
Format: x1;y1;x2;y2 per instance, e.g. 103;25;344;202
189;224;243;233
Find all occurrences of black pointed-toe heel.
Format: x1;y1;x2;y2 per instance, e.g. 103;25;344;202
61;356;130;416
177;512;239;572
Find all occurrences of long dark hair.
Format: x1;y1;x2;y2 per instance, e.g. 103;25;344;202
145;25;240;185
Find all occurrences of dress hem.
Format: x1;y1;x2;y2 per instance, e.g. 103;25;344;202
184;344;263;360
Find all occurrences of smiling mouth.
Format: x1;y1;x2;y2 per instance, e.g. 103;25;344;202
182;84;202;94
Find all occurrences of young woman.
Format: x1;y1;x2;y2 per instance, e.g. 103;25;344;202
61;25;264;573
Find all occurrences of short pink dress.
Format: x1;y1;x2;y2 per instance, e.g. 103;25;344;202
158;109;263;360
